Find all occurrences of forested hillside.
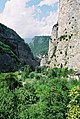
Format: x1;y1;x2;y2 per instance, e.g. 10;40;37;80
29;36;50;57
0;23;38;72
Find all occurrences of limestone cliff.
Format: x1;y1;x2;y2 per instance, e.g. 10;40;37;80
48;23;58;61
0;23;38;72
48;0;80;71
40;55;48;67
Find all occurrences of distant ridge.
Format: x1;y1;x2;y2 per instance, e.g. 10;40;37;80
29;36;50;58
24;38;32;44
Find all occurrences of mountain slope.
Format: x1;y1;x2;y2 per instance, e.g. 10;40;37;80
29;36;50;58
0;23;38;72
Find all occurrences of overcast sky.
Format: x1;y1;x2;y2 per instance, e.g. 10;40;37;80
0;0;59;38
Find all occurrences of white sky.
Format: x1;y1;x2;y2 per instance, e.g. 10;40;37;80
0;0;59;38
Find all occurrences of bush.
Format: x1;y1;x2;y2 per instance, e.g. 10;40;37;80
29;72;35;79
35;66;48;75
35;74;41;80
47;68;57;78
21;65;31;80
35;66;42;73
47;68;75;78
67;86;80;119
5;73;22;90
0;73;20;118
29;72;43;80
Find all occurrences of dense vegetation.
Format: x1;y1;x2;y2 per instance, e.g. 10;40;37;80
0;66;80;119
29;36;50;57
0;23;38;72
0;40;18;60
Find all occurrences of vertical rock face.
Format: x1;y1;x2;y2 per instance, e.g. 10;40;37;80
58;0;80;37
48;0;80;71
48;24;58;61
40;55;48;67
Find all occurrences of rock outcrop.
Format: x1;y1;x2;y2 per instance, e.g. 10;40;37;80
0;23;38;72
48;23;58;61
40;55;48;67
48;0;80;71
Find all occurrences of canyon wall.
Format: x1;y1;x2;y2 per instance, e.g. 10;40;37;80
48;0;80;71
0;23;38;72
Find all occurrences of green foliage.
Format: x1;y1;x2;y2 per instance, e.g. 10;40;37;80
67;86;80;119
47;68;57;78
0;73;21;118
29;72;35;79
21;65;31;80
29;71;43;80
34;74;41;80
0;88;19;119
5;73;22;90
32;78;70;119
0;67;80;119
45;79;69;119
29;36;50;57
47;68;75;78
35;66;42;73
0;41;19;61
35;66;48;75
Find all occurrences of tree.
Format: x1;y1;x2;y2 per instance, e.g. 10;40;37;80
21;65;31;80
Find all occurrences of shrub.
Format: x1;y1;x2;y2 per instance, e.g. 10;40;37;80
66;86;80;119
35;74;41;80
47;68;57;78
5;73;22;90
21;65;31;80
35;66;42;73
29;72;35;79
47;68;75;78
24;65;31;76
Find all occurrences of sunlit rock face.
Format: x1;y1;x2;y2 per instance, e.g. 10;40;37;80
40;55;48;67
48;0;80;71
0;23;38;72
58;0;80;37
48;23;58;61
